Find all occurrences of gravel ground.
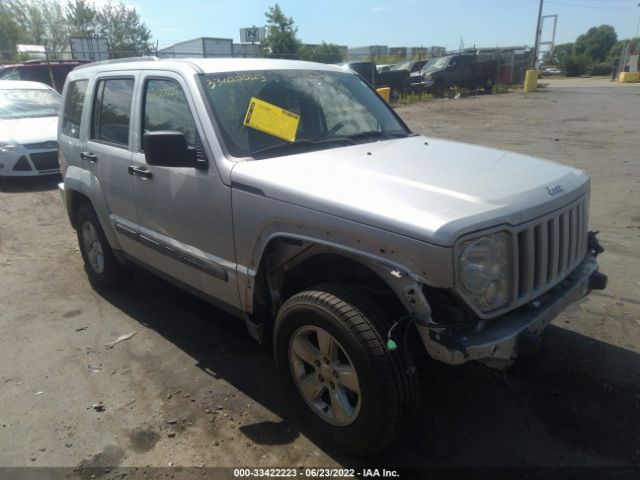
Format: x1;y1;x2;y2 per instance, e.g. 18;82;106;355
0;77;638;474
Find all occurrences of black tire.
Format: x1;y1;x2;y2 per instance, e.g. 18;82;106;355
432;80;446;98
274;283;418;455
76;204;133;289
390;85;401;102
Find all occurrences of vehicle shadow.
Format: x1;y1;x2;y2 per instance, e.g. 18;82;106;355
96;269;640;468
0;174;61;193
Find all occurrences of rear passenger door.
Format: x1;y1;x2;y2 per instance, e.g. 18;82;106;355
85;73;142;257
127;71;238;306
59;78;89;172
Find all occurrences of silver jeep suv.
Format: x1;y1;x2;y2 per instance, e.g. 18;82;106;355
58;57;606;454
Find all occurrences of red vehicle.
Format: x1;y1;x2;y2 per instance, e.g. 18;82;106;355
0;60;89;93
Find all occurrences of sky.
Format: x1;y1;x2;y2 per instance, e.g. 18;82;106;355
128;0;640;51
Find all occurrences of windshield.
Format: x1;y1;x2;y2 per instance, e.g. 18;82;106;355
200;69;409;158
391;61;411;71
424;56;450;70
0;88;61;119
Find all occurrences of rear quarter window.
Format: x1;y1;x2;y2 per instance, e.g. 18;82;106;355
62;80;89;139
19;66;52;86
0;67;20;80
91;78;134;147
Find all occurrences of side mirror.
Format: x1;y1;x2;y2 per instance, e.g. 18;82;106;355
143;131;206;170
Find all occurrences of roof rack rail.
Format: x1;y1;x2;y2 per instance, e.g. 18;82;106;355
21;59;87;64
74;56;159;70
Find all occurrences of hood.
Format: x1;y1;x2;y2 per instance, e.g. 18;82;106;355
422;66;445;75
0;116;58;145
231;135;589;246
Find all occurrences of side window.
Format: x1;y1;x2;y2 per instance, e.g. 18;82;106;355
53;66;74;93
21;66;52;86
0;68;20;80
142;79;197;148
92;78;134;147
62;80;88;139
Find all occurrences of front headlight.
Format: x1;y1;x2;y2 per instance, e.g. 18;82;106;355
458;232;511;312
0;141;18;153
423;73;432;80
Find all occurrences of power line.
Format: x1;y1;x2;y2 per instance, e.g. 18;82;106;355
523;0;637;11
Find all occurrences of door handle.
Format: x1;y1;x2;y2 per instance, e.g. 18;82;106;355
80;151;98;163
128;166;153;179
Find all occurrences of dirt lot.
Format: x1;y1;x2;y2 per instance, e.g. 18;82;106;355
1;77;639;474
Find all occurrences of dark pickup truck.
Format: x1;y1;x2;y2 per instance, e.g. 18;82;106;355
411;54;499;96
344;61;409;98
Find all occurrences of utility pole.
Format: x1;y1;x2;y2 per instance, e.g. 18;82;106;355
532;0;544;69
630;2;640;73
44;40;56;92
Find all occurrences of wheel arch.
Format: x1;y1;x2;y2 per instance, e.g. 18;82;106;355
247;234;433;342
63;167;121;252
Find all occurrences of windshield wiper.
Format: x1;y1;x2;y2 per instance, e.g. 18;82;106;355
251;137;355;157
341;130;410;142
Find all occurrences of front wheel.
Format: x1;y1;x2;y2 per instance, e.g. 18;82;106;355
432;80;446;98
274;284;418;455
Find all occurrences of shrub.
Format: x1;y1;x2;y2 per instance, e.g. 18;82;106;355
393;90;433;106
587;62;613;76
560;55;588;76
491;84;510;94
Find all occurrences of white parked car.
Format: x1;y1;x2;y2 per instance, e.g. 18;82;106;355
0;80;61;176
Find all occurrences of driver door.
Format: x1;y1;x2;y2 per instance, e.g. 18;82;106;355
128;71;238;308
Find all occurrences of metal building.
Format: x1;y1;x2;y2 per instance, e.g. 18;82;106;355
157;37;233;58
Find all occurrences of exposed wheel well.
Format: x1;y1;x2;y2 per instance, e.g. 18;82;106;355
252;240;407;339
67;190;91;229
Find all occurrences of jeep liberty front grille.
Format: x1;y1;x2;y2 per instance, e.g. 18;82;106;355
513;196;588;305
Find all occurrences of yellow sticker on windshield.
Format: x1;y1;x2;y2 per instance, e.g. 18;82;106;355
243;97;300;142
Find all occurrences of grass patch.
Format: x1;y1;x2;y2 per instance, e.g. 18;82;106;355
491;83;511;94
391;90;433;106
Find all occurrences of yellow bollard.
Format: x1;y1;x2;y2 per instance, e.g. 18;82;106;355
524;69;538;93
376;87;390;103
618;72;640;83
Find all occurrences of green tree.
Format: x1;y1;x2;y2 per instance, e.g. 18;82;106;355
551;42;573;64
40;0;68;55
299;42;343;64
9;0;46;45
66;0;98;37
0;1;25;60
0;0;153;60
5;0;68;57
560;54;588;76
574;25;617;63
262;3;299;58
608;40;624;61
96;1;152;58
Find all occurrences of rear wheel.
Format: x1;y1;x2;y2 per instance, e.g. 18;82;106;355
76;204;133;288
274;284;418;454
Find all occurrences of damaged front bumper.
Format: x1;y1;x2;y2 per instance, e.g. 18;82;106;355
417;254;606;368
